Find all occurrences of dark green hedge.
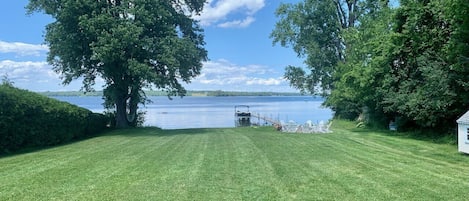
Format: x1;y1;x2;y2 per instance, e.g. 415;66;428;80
0;84;109;153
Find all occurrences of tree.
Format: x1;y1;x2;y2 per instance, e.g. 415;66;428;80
271;0;391;125
325;4;394;123
380;0;457;129
376;0;469;129
271;0;389;95
445;0;469;112
27;0;208;128
271;0;343;95
1;74;14;87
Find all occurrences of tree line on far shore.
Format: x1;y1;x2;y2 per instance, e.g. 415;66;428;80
38;90;302;97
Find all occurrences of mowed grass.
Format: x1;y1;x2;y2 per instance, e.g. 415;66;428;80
1;121;469;200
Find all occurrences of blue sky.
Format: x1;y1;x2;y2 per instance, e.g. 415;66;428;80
0;0;304;92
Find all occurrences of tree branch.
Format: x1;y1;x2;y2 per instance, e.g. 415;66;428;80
334;0;347;29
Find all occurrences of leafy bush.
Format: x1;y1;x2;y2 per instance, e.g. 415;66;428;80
0;84;109;153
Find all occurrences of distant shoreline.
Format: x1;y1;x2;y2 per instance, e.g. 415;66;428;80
39;90;305;97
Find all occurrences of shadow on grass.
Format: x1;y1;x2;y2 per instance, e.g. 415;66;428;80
101;126;225;137
0;129;114;159
0;127;233;158
343;121;457;145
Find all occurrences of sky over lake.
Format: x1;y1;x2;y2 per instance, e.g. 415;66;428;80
0;0;303;92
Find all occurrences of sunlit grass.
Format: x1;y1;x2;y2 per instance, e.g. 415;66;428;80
1;122;468;200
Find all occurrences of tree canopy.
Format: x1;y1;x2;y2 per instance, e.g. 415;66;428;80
271;0;389;95
272;0;469;132
27;0;208;128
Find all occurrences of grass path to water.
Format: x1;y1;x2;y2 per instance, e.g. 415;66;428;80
1;121;469;200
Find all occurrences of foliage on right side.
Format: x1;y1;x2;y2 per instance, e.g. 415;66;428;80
271;0;469;133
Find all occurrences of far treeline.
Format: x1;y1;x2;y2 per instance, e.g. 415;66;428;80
272;0;469;133
39;90;303;97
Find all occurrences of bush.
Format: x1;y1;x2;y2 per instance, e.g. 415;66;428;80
85;113;109;136
0;84;109;153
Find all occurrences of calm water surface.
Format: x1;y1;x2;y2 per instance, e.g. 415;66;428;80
53;96;333;129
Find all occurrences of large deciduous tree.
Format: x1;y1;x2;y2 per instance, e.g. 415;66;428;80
271;0;388;95
325;3;394;122
271;0;391;125
27;0;208;128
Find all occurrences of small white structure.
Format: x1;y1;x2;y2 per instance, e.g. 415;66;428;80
456;111;469;154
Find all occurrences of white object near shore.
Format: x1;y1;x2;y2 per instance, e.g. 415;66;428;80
389;120;397;131
456;111;469;154
280;120;332;134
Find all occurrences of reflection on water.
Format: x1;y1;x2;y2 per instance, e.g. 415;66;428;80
52;96;333;129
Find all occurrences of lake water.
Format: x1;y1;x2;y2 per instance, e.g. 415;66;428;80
52;96;333;129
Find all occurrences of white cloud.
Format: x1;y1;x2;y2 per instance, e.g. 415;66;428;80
246;77;282;86
0;60;54;82
218;16;255;28
195;0;265;28
187;59;293;92
0;60;74;91
0;59;293;92
0;41;48;57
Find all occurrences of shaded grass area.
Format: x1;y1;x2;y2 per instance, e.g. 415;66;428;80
1;122;469;200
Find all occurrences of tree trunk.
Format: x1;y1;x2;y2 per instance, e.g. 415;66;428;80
115;96;130;128
128;101;138;127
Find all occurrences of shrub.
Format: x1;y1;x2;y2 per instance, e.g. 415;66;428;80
0;84;109;153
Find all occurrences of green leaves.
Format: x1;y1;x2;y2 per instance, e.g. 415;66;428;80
271;0;364;94
379;0;460;129
275;0;469;131
0;84;108;153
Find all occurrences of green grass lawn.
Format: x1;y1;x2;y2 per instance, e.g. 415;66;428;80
1;121;469;200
